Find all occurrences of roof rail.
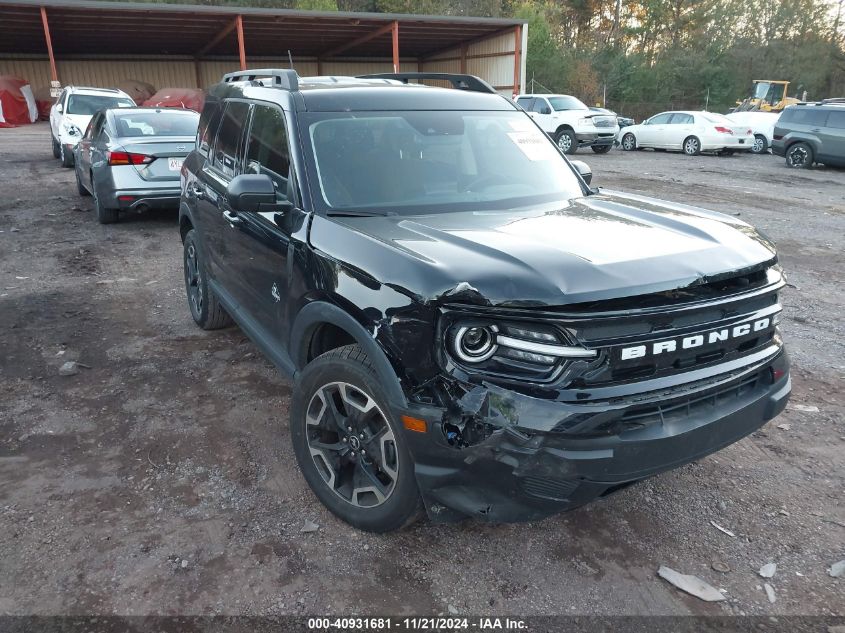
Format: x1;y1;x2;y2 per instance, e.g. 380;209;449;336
222;69;299;91
357;72;497;94
819;97;845;105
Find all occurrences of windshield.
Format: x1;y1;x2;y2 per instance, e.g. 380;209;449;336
549;96;588;111
67;94;134;115
301;110;585;215
114;111;199;137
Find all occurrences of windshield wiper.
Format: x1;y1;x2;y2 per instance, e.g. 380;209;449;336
325;209;394;218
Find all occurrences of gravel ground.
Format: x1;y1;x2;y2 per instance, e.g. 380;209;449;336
0;122;843;617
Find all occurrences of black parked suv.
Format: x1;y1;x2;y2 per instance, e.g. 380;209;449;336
180;70;791;532
772;99;845;168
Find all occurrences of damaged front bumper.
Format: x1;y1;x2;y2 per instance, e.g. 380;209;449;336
400;348;790;523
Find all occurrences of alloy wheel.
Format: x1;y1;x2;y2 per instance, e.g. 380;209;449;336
752;136;765;153
557;134;572;152
622;134;635;151
684;138;700;155
305;381;398;508
184;243;203;315
787;146;809;168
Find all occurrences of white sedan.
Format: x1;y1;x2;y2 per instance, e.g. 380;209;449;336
619;111;754;156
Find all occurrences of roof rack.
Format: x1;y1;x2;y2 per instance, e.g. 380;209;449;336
819;97;845;105
222;69;298;91
357;72;497;94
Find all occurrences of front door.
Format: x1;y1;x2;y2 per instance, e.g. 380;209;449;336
639;112;672;146
217;103;297;349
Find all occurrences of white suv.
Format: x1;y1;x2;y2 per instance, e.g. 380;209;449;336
515;94;619;154
50;86;135;167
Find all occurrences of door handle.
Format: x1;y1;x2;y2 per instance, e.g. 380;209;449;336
222;209;241;225
189;184;206;200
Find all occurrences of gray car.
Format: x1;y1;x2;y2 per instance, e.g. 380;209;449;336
771;100;845;168
73;107;199;223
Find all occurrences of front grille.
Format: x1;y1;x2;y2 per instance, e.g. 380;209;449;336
550;371;765;436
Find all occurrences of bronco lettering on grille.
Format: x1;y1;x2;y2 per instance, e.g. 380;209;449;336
620;317;772;361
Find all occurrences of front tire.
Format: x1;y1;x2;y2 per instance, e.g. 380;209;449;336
75;166;90;197
183;229;233;330
683;136;701;156
621;133;637;151
591;144;612;154
60;143;74;168
785;142;813;168
554;128;577;154
751;134;768;154
291;344;423;533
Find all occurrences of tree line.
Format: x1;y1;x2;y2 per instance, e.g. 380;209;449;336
115;0;845;118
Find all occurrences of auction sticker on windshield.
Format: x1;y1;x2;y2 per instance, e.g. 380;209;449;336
508;130;559;161
168;158;183;171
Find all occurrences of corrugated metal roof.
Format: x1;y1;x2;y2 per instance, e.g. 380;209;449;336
0;0;525;59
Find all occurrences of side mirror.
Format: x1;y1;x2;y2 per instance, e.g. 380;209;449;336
226;173;277;213
570;160;592;185
56;103;63;113
541;106;552;115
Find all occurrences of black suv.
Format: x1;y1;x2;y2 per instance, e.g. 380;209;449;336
772;99;845;168
179;70;790;532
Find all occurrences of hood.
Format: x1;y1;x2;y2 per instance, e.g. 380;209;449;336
308;192;777;308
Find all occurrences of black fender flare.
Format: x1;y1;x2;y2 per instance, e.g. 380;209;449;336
290;300;408;410
178;202;196;242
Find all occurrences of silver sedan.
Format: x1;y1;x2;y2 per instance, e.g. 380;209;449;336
73;107;199;224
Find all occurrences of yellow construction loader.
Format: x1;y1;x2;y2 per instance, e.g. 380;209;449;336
734;80;804;112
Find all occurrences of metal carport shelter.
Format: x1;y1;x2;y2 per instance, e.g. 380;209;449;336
0;0;526;97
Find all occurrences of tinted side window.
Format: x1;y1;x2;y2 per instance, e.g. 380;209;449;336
532;99;550;113
244;104;291;197
212;101;250;178
516;97;534;111
197;100;223;156
782;108;828;126
826;110;845;129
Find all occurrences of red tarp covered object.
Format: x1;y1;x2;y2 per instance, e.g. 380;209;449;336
33;85;54;120
142;88;205;112
0;76;38;127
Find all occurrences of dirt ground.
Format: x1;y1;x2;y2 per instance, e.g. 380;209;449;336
1;122;843;618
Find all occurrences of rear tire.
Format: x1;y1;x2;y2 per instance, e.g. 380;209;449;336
290;344;423;533
621;133;637;151
785;142;813;168
683;136;701;156
93;183;118;224
554;128;577;154
751;134;768;154
591;144;612;154
60;143;74;168
183;229;233;330
51;136;60;159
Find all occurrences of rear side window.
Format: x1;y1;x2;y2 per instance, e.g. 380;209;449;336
212;101;250;178
826;110;845;129
244;104;291;197
669;113;693;124
197;100;223;155
515;97;534;111
780;107;828;126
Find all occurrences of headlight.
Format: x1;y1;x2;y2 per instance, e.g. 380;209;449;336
578;117;593;126
446;320;597;381
453;325;498;363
